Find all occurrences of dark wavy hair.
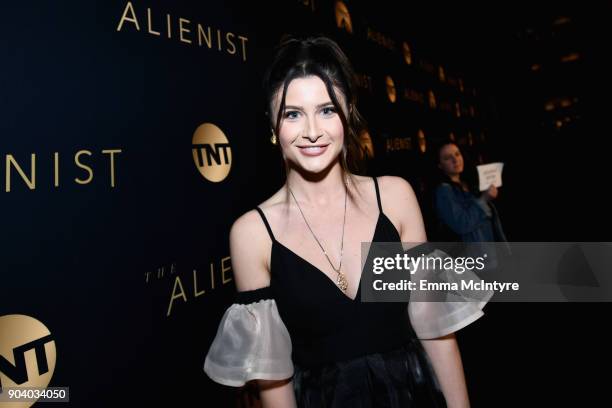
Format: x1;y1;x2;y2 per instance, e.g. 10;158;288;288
262;35;368;186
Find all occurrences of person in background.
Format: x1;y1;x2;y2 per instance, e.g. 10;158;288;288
433;141;508;243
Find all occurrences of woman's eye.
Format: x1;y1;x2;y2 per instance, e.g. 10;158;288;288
284;110;299;119
322;107;336;116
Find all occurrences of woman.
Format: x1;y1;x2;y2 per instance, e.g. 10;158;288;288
204;36;488;407
434;142;507;243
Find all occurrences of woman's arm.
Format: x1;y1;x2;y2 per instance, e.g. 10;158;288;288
420;334;470;408
257;379;298;408
230;211;297;408
382;176;471;407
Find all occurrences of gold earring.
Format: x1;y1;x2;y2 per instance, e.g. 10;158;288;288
270;130;277;145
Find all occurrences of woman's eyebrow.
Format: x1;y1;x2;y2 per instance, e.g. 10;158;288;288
284;102;334;110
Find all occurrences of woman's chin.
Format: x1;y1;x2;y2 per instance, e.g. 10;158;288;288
299;161;330;174
287;154;341;174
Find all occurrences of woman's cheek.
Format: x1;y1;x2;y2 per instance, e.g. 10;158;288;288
279;124;298;144
324;119;343;137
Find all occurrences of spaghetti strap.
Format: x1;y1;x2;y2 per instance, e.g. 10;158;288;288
372;176;383;212
255;207;276;242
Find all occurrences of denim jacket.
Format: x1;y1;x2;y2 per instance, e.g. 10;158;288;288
434;182;507;243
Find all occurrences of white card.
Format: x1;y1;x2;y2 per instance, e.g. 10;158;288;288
476;162;504;191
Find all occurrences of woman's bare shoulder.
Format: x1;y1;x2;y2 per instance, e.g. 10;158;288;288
231;185;285;232
377;175;416;201
350;174;412;200
229;189;284;291
376;175;426;241
230;209;266;241
229;212;271;290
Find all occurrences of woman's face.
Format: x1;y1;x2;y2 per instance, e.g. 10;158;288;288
272;75;346;174
438;143;464;176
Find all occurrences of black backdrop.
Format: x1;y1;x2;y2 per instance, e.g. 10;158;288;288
2;1;609;407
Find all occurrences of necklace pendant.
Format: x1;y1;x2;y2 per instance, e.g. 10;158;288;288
336;271;349;292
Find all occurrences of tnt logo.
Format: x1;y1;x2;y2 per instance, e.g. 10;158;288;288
192;123;232;183
0;314;56;408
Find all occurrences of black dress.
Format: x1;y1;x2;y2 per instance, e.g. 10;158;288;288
205;177;488;407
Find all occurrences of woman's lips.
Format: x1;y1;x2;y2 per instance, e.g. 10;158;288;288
297;144;329;157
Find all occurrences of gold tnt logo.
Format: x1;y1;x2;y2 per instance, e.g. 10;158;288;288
0;314;56;408
192;123;232;183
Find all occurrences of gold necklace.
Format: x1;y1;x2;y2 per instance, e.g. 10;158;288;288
288;178;349;292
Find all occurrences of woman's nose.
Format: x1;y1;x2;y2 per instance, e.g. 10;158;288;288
303;116;322;141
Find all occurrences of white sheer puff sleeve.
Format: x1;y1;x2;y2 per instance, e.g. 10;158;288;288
408;248;494;339
204;298;294;387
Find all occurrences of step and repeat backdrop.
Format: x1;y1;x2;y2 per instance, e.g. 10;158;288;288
1;1;499;406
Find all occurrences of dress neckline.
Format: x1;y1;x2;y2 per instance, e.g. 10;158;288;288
272;212;384;302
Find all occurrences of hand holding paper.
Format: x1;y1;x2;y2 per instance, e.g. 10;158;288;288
476;162;504;192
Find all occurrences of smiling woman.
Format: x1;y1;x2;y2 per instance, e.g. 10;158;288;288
203;35;488;408
272;76;346;173
264;36;366;185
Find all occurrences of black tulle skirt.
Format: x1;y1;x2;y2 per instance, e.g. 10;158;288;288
292;338;447;408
